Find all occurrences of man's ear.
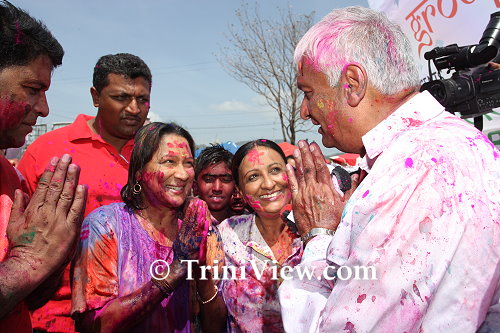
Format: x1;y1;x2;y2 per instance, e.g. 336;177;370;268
90;87;100;107
343;64;367;107
192;181;200;196
237;187;247;202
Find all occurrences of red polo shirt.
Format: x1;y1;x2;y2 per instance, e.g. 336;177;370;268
0;155;32;333
18;114;134;332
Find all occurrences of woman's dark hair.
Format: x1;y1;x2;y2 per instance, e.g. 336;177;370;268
121;122;195;210
231;139;286;187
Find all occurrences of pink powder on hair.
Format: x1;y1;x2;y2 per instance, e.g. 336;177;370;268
15;21;22;44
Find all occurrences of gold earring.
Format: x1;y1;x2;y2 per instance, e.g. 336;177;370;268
132;182;142;195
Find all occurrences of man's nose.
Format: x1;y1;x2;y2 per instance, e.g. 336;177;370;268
213;179;223;192
33;92;49;117
300;98;310;120
125;98;141;114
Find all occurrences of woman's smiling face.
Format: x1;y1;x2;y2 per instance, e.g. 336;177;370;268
139;134;195;209
238;146;291;218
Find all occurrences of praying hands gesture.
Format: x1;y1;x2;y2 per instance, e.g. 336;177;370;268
286;141;359;236
173;197;211;263
1;154;87;317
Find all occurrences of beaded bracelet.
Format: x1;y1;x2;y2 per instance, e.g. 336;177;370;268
199;285;219;305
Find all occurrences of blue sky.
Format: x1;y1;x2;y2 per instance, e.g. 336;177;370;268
14;0;368;155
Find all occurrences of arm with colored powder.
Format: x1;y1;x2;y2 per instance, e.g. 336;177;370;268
196;225;227;333
282;139;500;331
279;140;360;333
175;197;227;332
0;155;86;318
74;261;188;333
74;198;212;333
25;262;66;310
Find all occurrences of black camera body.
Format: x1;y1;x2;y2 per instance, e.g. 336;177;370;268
420;12;500;127
421;67;500;118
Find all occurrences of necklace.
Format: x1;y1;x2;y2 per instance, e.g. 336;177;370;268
135;210;177;246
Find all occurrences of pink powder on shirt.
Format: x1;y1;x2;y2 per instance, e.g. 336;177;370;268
405;158;413;168
357;294;367;303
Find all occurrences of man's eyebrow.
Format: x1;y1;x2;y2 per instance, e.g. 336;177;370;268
203;173;232;177
25;79;49;90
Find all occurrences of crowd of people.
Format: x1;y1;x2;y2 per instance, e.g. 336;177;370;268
0;1;498;332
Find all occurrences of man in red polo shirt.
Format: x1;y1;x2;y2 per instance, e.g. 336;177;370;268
0;1;86;332
17;53;152;332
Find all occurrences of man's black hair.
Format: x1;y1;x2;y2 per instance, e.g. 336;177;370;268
93;53;152;92
0;1;64;70
195;145;234;178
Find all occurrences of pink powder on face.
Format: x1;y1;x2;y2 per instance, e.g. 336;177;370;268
245;195;262;211
348;118;353;123
175;141;188;149
282;173;288;182
325;111;337;134
0;98;30;130
247;149;264;166
343;84;349;89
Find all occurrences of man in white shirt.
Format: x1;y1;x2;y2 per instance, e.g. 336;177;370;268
279;6;500;332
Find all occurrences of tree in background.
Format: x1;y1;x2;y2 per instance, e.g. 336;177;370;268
217;4;315;145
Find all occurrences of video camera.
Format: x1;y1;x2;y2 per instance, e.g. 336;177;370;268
420;11;500;130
